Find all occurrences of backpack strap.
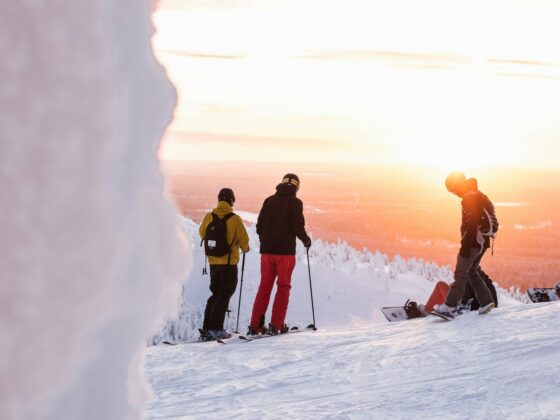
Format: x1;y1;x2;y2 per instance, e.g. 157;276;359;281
222;212;235;222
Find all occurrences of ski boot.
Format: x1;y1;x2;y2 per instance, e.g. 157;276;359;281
268;323;289;335
198;329;214;342
247;325;269;336
210;330;232;340
432;303;460;318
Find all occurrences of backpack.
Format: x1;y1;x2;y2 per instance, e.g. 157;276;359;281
203;212;235;257
481;201;499;238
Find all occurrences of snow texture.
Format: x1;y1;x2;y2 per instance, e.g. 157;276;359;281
145;302;560;419
0;2;186;419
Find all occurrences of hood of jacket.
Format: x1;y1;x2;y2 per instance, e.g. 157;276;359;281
213;200;234;217
275;183;297;196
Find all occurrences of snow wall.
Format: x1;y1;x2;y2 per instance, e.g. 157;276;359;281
0;1;186;419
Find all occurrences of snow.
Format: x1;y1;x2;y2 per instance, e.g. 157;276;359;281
1;2;185;419
234;210;259;224
144;303;560;419
142;215;551;418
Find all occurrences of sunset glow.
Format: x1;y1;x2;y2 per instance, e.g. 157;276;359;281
153;0;560;169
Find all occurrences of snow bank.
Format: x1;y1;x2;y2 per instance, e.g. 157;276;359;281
0;2;185;419
153;214;522;344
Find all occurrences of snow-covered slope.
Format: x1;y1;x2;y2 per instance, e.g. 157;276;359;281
153;214;522;344
144;302;560;419
143;213;543;419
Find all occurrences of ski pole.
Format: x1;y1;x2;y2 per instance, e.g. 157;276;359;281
306;247;317;330
235;252;246;334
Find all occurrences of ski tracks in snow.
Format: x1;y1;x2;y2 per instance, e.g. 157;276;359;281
144;303;560;419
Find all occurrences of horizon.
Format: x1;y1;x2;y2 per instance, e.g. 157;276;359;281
163;160;560;291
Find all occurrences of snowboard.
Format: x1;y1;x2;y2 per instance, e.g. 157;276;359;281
527;288;559;303
380;306;410;322
428;311;454;321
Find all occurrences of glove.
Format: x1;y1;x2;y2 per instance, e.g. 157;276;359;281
303;238;312;249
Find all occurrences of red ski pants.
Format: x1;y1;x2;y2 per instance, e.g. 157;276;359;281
425;281;450;312
250;254;296;329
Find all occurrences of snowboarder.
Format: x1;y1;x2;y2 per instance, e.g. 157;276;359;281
199;188;250;341
398;274;499;321
433;171;497;318
425;271;498;314
248;173;312;335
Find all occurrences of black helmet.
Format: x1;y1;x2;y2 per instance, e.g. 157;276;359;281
218;188;235;206
281;173;300;191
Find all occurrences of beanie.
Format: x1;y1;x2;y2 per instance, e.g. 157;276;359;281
281;173;300;191
218;188;235;206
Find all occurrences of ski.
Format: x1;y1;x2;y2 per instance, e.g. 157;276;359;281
162;330;238;346
239;324;316;342
162;338;227;345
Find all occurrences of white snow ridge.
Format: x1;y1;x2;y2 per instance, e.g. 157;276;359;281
1;2;185;420
144;217;559;419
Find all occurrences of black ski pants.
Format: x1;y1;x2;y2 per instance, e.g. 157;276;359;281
461;267;498;310
445;246;493;308
203;265;238;331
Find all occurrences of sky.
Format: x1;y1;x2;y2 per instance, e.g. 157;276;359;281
153;0;560;170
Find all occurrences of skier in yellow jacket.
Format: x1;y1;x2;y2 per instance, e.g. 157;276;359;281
199;188;250;340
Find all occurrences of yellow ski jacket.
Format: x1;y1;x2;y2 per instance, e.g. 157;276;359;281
199;201;250;265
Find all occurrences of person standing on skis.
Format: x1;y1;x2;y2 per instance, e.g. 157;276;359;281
199;188;250;340
248;173;312;335
433;171;497;318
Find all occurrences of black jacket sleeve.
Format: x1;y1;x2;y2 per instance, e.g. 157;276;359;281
293;198;311;246
256;198;269;236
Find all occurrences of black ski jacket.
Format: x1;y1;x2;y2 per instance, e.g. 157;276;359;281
459;179;496;257
257;183;311;255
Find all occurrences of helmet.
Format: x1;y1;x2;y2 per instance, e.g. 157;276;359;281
445;171;466;193
218;188;235;206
